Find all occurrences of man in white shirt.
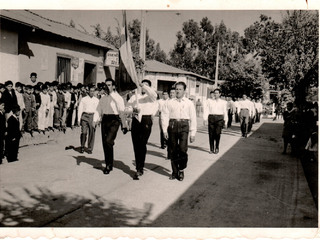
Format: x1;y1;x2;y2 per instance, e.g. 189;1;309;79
29;72;37;86
237;94;254;137
14;82;26;131
162;82;197;181
247;97;256;133
77;84;99;154
203;89;228;154
226;96;235;128
158;90;169;149
48;82;57;131
255;99;263;123
125;79;157;180
96;78;127;175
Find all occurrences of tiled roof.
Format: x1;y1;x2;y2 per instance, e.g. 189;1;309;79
0;10;116;50
145;60;213;82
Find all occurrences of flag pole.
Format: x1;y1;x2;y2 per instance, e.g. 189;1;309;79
135;10;146;114
214;41;220;89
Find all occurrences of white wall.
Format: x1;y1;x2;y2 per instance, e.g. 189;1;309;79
0;52;19;83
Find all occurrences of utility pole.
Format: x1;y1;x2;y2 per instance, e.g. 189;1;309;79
214;41;220;89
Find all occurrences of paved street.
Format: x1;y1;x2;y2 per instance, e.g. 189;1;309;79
0;117;317;228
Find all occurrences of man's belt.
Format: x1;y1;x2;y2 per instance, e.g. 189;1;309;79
103;114;119;116
169;119;189;122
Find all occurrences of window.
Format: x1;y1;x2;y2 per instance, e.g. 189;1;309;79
56;56;71;83
196;83;200;94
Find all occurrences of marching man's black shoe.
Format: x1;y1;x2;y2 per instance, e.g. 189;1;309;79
103;166;112;175
177;171;184;181
214;148;219;154
169;173;177;180
80;147;84;153
133;170;143;180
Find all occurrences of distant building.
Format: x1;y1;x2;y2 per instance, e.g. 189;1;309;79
0;10;117;85
143;60;215;102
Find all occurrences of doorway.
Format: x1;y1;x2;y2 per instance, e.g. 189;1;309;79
84;62;96;85
157;80;176;92
57;56;71;83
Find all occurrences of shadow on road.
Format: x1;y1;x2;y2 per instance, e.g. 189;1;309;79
73;155;103;171
73;156;136;178
0;187;153;227
149;122;318;227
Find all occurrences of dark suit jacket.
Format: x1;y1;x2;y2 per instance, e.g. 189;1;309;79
0;112;5;138
1;89;18;113
6;115;21;141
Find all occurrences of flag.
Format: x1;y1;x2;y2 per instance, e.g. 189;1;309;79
119;10;140;88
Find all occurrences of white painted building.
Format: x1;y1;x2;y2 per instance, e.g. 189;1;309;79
144;60;215;103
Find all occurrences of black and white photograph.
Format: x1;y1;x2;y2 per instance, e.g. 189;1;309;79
0;0;319;238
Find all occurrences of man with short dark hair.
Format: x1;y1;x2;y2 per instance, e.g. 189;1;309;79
2;81;18;119
162;81;197;181
77;85;99;154
96;78;127;175
203;89;228;154
237;94;254;137
125;79;157;179
30;72;37;85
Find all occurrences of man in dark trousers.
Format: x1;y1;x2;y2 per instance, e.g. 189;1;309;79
0;100;6;164
96;78;127;175
125;79;157;180
6;105;21;162
162;82;197;181
77;84;99;154
237;94;254;138
203;89;228;154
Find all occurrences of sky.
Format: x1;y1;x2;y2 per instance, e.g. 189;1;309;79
33;10;285;54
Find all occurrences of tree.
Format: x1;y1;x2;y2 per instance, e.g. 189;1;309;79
91;23;104;39
169;17;263;98
243;11;319;105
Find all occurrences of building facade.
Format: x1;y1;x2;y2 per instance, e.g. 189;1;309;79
144;60;214;102
0;10;117;85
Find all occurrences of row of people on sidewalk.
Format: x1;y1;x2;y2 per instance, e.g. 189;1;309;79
0;77;110;138
282;101;318;162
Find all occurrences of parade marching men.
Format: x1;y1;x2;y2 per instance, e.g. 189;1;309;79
77;84;100;154
96;78;127;175
203;89;228;154
125;79;158;180
157;90;169;149
255;99;263;123
161;82;197;181
237;94;255;138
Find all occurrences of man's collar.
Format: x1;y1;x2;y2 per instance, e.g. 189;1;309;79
175;96;186;101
